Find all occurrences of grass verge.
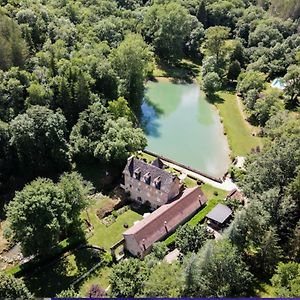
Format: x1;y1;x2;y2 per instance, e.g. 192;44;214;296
215;91;263;157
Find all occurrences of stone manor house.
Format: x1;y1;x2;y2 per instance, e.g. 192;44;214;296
121;156;207;258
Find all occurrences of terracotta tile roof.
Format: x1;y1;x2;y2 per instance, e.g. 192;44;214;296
123;187;207;250
206;203;232;224
123;157;177;194
226;189;245;202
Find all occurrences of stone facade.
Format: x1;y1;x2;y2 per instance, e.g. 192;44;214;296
122;156;181;209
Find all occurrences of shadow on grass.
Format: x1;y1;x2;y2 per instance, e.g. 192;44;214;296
155;58;200;83
205;93;225;104
23;247;102;298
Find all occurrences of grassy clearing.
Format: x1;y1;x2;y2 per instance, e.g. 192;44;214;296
82;196;142;250
214;91;263;157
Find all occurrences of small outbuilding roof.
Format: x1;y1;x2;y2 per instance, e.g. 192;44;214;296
206;203;232;224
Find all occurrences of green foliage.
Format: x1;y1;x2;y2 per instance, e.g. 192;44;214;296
0;273;33;300
284;64;300;105
203;26;230;61
95;117;147;164
175;223;213;254
271;262;300;297
56;288;79;298
110;33;153;109
183;239;254;297
9;105;70;176
70;101;146;164
6;173;90;256
0;14;28;70
202;72;221;95
237;71;266;96
151;242;168;260
227;60;241;81
141;262;183;297
143;2;193;60
252;90;284;126
0;67;31;122
108;97;135;122
109;258;149;297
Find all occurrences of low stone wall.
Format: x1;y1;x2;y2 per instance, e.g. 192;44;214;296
143;149;223;183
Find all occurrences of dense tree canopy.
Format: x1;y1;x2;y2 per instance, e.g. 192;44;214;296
9;105;70;177
183;239;253;297
6;173;90;256
0;273;33;300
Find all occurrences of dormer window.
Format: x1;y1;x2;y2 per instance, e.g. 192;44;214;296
143;172;151;185
134;168;141;180
154;176;161;190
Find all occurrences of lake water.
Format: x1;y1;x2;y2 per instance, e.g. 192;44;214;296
141;79;230;178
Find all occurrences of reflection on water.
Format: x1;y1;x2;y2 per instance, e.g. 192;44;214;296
141;80;230;177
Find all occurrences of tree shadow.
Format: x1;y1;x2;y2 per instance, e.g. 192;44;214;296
205;93;224;104
155;58;200;82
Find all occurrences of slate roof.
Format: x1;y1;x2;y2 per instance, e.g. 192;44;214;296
206;203;232;224
151;157;166;169
123;187;207;251
123;157;177;194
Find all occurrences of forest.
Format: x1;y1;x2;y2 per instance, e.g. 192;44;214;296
0;0;299;299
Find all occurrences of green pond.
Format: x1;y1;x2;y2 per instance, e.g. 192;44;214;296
141;79;230;178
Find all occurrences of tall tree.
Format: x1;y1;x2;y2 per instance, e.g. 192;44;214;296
141;262;183;298
9;106;70;177
175;223;213;254
110;33;153;110
109;258;149;297
271;262;300;297
203;26;230;62
6;174;90;256
183;239;253;297
0;14;28;70
143;2;192;60
284;64;300;106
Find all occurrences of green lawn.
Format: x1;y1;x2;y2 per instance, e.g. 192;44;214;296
78;266;112;297
82;197;142;250
136;151;156;163
215;91;263;157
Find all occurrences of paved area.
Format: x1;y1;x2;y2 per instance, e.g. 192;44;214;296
164;248;180;263
162;160;238;191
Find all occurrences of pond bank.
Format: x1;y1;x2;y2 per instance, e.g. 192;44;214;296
142;79;231;177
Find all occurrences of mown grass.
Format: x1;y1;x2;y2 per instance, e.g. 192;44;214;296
82;196;142;250
214;91;263;157
78;266;112;297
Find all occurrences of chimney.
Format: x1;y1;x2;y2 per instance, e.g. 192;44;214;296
164;221;168;233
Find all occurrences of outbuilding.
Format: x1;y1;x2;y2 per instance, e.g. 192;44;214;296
206;203;232;229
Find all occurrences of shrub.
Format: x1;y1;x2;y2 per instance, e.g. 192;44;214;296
86;284;106;298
